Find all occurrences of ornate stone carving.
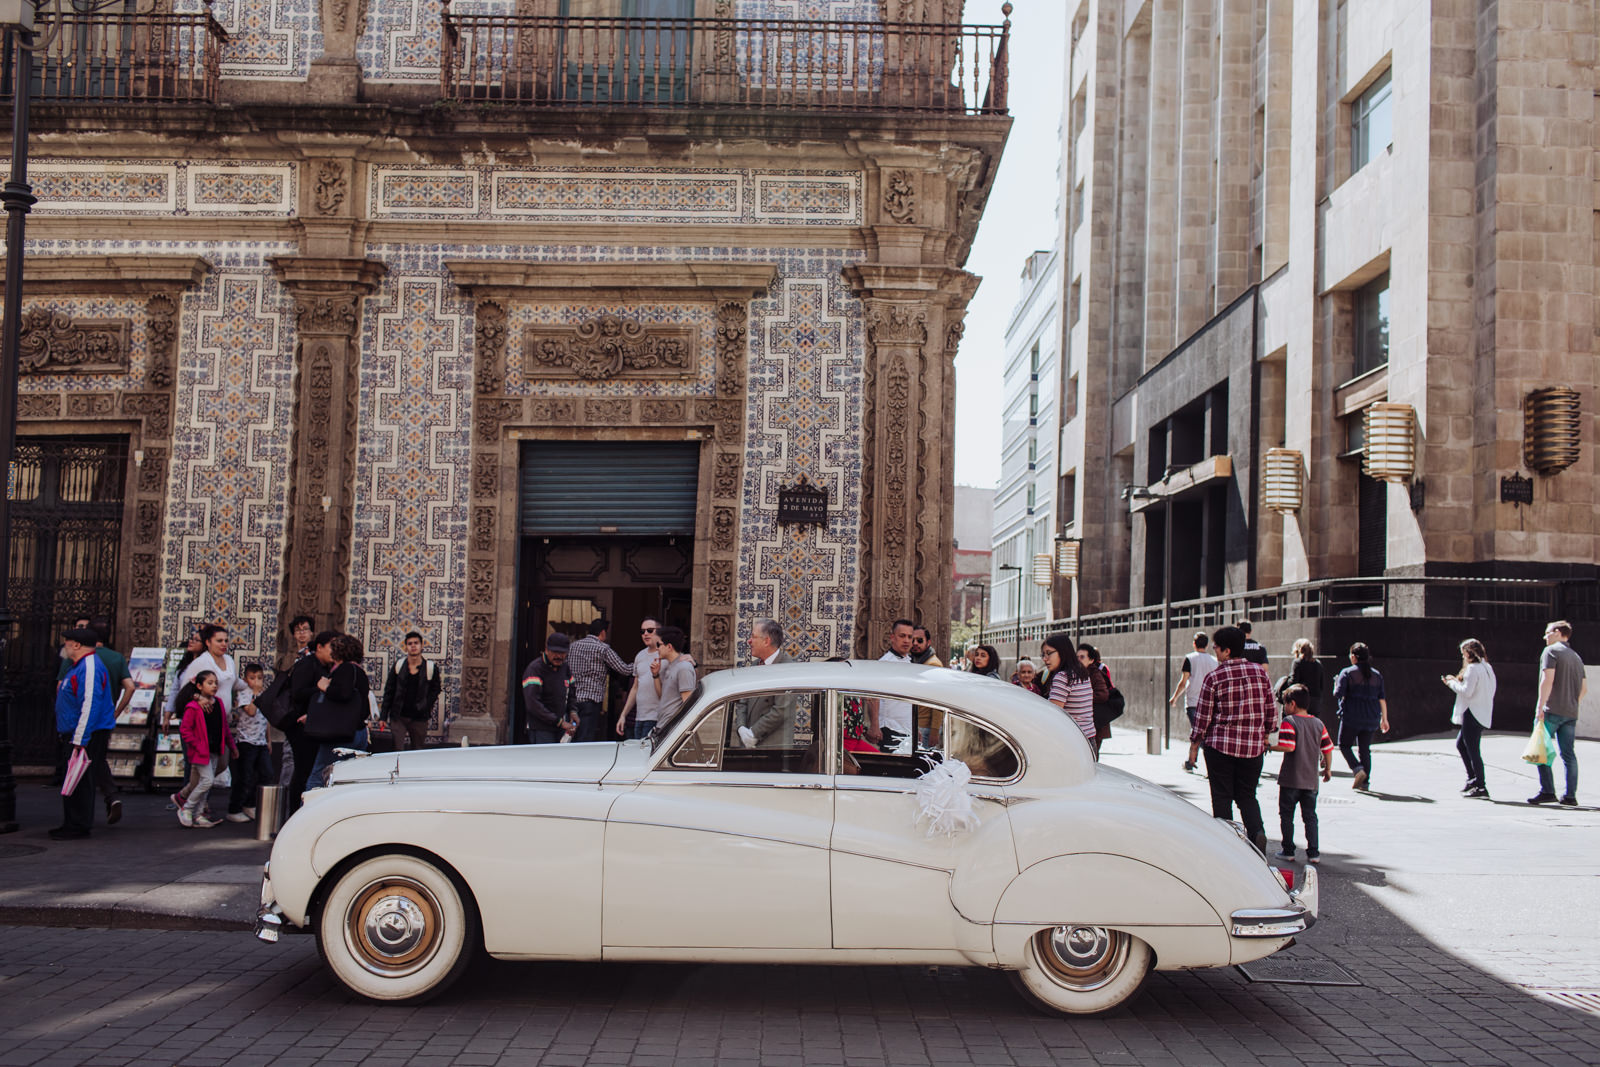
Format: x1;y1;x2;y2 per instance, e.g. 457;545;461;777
471;506;496;552
474;301;507;396
523;317;694;381
471;452;498;499
527;399;577;423
883;170;917;224
708;559;734;605
294;294;360;337
867;305;928;348
461;666;488;713
584;399;633;425
135;500;161;544
711;506;736;551
475;398;523;444
122;393;171;434
137;448;167;493
18;394;58;418
128;607;155;646
468;559;496;605
714;301;747;398
640;399;686;423
18;310;129;375
697;399;742;441
145;294;178;389
705;613;732;662
945;319;965;355
882;354;911;555
713;451;741;498
466;613;493;659
327;0;349;32
130;553;160;601
314;161;347;215
66;393;114;417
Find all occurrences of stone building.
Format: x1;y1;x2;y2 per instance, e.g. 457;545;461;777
1;0;1012;755
1051;0;1596;734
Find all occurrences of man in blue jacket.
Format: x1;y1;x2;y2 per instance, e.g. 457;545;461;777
54;627;117;839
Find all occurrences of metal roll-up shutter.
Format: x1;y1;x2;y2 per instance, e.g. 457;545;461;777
520;441;701;535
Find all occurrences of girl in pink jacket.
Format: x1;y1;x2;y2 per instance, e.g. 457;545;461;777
177;671;236;828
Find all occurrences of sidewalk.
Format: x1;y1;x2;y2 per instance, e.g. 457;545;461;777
0;778;269;931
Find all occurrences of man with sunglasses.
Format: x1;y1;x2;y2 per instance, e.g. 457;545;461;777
617;618;664;741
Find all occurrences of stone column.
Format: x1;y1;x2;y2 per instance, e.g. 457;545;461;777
270;258;386;648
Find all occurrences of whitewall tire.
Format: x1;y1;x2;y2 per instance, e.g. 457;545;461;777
316;853;478;1004
1009;926;1152;1016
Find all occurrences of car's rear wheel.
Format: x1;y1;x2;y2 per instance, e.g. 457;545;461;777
316;853;478;1004
1008;926;1152;1016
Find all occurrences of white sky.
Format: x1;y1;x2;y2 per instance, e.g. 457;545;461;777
952;2;1066;489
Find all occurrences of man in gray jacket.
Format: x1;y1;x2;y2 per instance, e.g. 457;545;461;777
738;618;796;748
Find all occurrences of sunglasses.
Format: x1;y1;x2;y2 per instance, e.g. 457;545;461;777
641;627;657;633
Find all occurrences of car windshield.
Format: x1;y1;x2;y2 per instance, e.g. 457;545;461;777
646;680;704;751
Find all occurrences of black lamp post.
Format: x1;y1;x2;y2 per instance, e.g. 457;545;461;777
997;562;1023;666
0;11;35;834
964;579;989;647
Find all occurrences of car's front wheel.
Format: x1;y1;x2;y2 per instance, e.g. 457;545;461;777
1009;926;1152;1016
316;852;478;1004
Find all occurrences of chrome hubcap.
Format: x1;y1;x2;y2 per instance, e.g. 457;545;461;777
364;895;427;957
1036;926;1128;992
347;877;441;976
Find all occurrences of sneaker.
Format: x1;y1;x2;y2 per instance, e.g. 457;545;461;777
1460;780;1479;794
1251;831;1269;853
1306;852;1321;864
1527;792;1559;805
177;808;194;827
225;812;251;823
168;792;185;810
1467;786;1490;799
1352;769;1368;791
193;815;221;828
105;798;122;825
242;807;257;820
1560;796;1578;807
1273;849;1296;861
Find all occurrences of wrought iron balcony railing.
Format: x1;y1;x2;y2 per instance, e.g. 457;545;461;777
440;9;1010;116
3;12;229;105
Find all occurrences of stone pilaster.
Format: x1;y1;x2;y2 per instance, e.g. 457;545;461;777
270;257;385;652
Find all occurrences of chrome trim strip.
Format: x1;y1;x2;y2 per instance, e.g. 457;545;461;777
1228;906;1313;938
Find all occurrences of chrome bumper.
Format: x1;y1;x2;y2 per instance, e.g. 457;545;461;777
254;861;290;944
1230;866;1318;938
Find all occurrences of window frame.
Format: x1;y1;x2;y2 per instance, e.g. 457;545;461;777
1350;68;1393;173
658;690;830;775
1352;271;1390;377
832;691;1025;786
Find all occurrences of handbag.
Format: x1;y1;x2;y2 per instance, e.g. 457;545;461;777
1104;686;1126;722
304;690;366;740
1521;721;1553;765
257;672;295;730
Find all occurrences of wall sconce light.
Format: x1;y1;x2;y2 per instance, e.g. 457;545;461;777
1524;387;1581;475
1363;403;1416;483
1054;537;1081;579
1031;553;1054;588
132;450;145;469
1262;448;1304;512
320;495;332;512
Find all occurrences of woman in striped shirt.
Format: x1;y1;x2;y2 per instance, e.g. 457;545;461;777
1041;633;1097;752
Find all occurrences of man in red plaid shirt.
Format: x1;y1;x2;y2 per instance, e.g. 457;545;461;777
1187;625;1277;851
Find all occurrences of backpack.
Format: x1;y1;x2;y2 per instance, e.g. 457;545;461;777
258;670;295;729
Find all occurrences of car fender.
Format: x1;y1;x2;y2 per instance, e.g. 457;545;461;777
992;853;1232;970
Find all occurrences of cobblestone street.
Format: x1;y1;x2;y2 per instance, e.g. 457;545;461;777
1;733;1597;1066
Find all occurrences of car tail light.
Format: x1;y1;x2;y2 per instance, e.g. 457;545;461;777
1273;867;1295;892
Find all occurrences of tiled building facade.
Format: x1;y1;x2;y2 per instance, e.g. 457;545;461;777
1058;0;1597;616
6;0;1009;745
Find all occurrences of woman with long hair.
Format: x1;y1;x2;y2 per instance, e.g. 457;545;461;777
1333;642;1389;790
969;644;1001;679
1041;633;1096;751
1441;638;1496;798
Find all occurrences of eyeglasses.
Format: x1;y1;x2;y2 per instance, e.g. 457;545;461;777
1042;649;1060;658
641;627;657;633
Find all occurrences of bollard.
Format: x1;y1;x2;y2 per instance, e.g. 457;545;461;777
255;784;283;841
1146;725;1161;755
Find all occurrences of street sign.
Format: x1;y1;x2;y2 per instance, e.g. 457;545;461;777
777;480;828;526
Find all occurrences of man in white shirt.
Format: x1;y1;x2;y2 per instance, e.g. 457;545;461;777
617;617;664;741
873;619;916;749
1169;631;1219;771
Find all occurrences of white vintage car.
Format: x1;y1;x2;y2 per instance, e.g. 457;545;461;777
256;661;1314;1015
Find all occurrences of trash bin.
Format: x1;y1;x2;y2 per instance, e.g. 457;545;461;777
1146;726;1161;755
256;784;283;841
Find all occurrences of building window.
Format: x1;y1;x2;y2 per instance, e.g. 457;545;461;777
1029;339;1040;376
1029;390;1039;420
1068;279;1082;326
1064;373;1079;422
1353;272;1390;376
1351;68;1392;172
1026;483;1036;512
1027;437;1038;469
1060;470;1077;526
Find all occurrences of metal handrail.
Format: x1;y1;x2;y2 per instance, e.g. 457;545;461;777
3;12;230;105
439;10;1009;115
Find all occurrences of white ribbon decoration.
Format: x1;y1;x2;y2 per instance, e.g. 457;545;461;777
913;757;981;838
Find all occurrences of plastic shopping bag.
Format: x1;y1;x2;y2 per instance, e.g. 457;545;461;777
1521;722;1552;765
60;747;90;796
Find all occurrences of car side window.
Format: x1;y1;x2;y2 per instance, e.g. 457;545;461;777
837;692;1020;783
720;690;824;775
666;704;725;770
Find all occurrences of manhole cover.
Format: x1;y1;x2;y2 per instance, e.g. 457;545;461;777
1237;956;1362;986
0;844;47;860
1530;990;1600;1017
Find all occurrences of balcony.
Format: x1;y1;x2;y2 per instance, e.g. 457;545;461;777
3;12;229;105
440;11;1010;116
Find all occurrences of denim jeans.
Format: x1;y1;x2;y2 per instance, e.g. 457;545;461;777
185;757;219;818
306;739;353;791
228;742;274;814
632;720;657;741
1278;786;1320;854
1456;714;1487;788
1537;714;1579;798
1339;721;1375;782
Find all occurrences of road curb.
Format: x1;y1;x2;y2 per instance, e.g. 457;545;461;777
0;904;253;933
